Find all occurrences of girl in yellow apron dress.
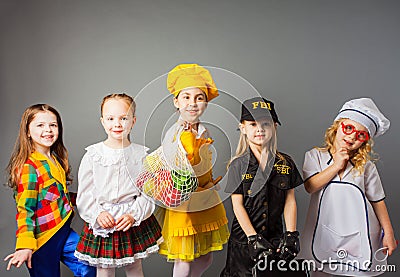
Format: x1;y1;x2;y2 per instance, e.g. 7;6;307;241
158;64;229;276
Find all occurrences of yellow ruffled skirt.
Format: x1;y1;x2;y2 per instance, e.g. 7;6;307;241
158;191;230;262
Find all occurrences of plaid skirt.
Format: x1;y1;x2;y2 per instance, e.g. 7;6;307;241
74;214;163;268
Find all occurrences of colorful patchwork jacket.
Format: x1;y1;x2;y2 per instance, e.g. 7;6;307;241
14;151;73;251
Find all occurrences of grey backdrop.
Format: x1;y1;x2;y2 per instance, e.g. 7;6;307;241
1;0;399;276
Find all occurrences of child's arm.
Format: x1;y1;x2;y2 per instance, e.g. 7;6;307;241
371;200;397;255
283;189;297;231
231;194;257;236
15;163;39;251
116;193;155;231
304;165;339;193
6;163;37;270
232;194;276;260
276;189;300;261
305;147;349;194
122;190;155;228
197;176;222;191
77;154;111;228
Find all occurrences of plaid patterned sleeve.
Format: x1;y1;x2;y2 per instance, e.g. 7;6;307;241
15;161;39;250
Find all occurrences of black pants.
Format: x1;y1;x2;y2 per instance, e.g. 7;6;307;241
221;239;309;277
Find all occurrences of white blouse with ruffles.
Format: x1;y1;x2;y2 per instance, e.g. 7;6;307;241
76;142;155;237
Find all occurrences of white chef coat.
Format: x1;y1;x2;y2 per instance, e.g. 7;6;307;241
299;148;387;276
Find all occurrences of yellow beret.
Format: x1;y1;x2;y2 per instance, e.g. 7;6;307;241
167;64;219;101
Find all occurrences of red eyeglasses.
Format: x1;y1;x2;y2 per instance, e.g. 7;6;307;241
341;122;370;142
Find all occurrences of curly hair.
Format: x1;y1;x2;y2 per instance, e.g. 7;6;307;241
318;118;375;175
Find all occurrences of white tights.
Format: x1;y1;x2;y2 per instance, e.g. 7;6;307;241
173;253;213;277
96;260;144;277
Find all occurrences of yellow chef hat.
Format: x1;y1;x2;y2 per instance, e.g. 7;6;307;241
167;64;219;101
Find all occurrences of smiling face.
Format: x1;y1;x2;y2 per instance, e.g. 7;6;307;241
334;118;369;151
28;111;59;154
101;98;136;147
240;118;275;149
173;87;208;123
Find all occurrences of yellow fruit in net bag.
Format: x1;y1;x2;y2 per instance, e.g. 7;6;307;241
143;178;156;197
145;155;161;172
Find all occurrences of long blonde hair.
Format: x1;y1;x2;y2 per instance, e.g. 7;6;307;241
227;121;286;168
318;118;375;174
6;104;71;189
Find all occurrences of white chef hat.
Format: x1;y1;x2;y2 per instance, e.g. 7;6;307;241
334;98;390;137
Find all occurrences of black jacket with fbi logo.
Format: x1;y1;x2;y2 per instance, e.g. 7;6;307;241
225;148;303;245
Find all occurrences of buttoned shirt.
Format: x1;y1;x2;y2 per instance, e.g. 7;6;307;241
226;149;303;244
77;142;154;229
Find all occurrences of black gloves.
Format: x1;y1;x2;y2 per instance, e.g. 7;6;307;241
248;234;275;261
248;231;300;263
277;231;300;261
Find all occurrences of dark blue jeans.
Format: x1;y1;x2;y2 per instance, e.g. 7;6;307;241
28;220;95;277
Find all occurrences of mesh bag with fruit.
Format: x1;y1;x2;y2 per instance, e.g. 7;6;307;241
135;126;198;207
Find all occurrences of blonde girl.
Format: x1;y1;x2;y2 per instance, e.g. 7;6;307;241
74;93;162;277
299;98;397;276
221;97;304;276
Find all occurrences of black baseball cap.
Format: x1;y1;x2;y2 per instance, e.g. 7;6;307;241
240;97;281;125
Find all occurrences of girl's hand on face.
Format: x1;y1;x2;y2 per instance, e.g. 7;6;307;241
382;233;397;256
115;214;135;231
97;211;115;228
4;249;33;270
332;147;350;171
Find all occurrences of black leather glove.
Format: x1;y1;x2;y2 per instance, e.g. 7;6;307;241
248;234;275;261
277;231;300;261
